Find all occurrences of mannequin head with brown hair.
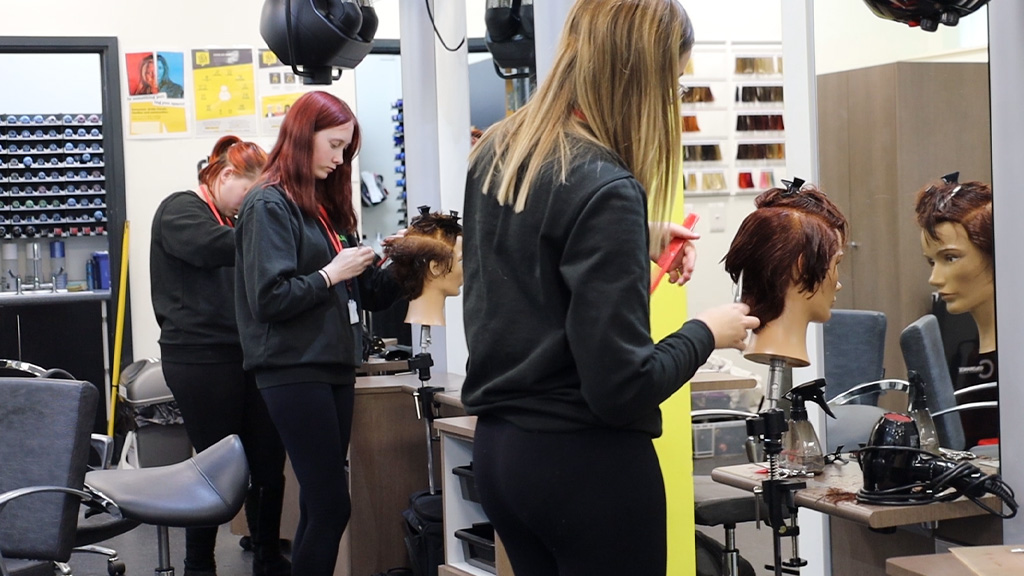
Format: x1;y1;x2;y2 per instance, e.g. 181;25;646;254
915;173;995;352
723;181;848;366
385;208;464;326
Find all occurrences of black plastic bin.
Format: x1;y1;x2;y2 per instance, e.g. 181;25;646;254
452;464;481;503
454;522;496;574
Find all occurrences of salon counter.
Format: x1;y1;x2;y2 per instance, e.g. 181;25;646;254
231;372;466;576
712;461;1005;576
711;461;1001;529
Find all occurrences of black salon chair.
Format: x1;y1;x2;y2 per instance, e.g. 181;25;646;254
822;309;887;402
900;314;997;454
0;374;249;576
691;409;765;576
0;377;98;576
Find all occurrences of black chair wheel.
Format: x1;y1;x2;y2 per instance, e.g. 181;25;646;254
107;558;126;575
239;535;253;551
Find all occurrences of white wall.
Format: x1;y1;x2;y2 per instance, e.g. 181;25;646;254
814;1;987;74
0;1;355;361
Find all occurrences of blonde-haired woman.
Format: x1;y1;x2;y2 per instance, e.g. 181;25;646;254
461;1;757;574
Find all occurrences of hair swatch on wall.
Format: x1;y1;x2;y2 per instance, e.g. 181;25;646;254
682;58;695;76
684;172;698;191
736;143;786;161
683;144;722;162
682;115;700;133
736;114;785;131
681;86;714;104
736;85;785;104
702;172;727;191
735;56;777;75
738;171;755;189
760;170;775;189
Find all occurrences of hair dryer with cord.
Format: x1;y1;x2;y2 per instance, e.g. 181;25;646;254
857;412;1017;518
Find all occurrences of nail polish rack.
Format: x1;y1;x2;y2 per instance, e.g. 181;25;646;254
680;42;786;197
0;113;108;239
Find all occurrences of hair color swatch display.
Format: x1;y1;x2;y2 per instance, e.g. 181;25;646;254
680;43;786;196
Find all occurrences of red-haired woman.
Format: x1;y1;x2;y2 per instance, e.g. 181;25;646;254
235;91;401;576
151;135;291;576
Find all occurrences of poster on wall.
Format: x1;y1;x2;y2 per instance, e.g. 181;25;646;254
257;49;308;135
191;48;258;135
125;51;190;137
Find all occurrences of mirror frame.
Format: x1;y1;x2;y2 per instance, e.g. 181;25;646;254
0;36;132;373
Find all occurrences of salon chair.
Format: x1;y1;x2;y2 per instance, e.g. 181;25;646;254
826;379;910;454
0;375;250;576
691;409;765;576
0;377;98;576
900;314;998;454
86;434;249;576
822;309;887;402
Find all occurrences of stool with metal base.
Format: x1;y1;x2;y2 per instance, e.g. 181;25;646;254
694;475;762;576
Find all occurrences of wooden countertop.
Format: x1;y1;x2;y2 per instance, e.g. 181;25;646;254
711;462;1001;529
690;371;758;392
434;415;478;440
357;371;464;395
886;553;969;576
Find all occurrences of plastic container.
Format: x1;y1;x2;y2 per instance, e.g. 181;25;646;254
453;464;481;503
454;523;496;574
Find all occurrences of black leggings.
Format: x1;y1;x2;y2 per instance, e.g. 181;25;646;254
473;416;667;576
162;360;287;569
261;383;355;576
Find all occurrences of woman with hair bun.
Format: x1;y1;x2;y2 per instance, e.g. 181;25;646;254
151;135;291;576
385;208;463;326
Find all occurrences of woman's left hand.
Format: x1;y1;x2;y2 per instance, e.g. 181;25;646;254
658;222;699;286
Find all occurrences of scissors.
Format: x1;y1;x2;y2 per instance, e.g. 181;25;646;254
650;212;700;294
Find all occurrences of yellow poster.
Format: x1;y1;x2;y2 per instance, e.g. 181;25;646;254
191;48;257;135
128;100;188;136
257;49;309;134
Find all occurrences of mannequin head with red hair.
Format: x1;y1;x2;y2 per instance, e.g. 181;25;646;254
724;181;848;366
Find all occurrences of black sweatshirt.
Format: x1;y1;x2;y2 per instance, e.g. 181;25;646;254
150;191;242;363
461;139;715;437
234;184;401;388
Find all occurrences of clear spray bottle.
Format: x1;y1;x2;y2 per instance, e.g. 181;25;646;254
780;378;837;475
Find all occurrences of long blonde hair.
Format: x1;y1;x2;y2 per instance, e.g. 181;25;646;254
470;0;693;255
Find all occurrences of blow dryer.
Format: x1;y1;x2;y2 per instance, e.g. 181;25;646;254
857;412;1017;518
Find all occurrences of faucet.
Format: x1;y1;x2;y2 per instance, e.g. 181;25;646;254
14;275;22;295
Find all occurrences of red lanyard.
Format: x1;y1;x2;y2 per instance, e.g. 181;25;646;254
317;206;344;254
198;184;231;227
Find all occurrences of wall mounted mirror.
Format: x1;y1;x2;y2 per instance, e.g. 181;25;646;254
812;5;995;457
0;36;129;432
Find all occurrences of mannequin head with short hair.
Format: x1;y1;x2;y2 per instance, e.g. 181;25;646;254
915;176;995;351
385;210;463;326
724;183;847;366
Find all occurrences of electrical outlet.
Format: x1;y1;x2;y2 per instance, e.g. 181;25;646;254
709;202;727;233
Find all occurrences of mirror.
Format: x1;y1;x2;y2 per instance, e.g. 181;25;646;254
812;6;994;453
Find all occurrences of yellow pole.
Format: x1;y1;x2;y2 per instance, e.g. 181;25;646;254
107;221;130;437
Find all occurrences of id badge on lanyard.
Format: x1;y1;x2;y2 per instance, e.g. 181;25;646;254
318;207;361;326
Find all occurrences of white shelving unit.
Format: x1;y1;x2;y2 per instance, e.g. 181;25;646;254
436;416;509;576
681;41;787;198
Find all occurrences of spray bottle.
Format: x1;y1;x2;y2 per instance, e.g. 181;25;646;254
780;378;836;475
907;370;941;455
